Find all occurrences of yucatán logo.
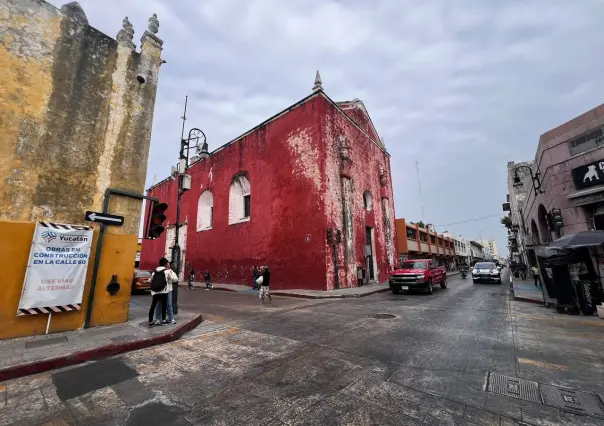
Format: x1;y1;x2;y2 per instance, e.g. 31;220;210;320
59;234;89;243
41;231;57;243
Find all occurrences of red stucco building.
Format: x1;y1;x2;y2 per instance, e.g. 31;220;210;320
140;78;396;291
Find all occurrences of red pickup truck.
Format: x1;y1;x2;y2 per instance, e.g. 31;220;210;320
389;259;447;295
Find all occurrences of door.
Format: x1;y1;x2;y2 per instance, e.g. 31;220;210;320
365;227;375;280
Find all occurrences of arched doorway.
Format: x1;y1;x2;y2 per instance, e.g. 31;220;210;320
537;204;551;244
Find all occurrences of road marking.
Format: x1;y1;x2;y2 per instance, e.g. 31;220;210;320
205;315;225;322
0;385;6;392
518;358;568;371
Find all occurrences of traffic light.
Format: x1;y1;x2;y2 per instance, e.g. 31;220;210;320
147;201;168;239
546;212;553;231
551;208;564;231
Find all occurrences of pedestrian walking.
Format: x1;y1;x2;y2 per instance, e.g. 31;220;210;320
187;265;195;290
205;270;213;290
532;264;542;288
148;258;178;326
252;265;260;290
259;266;272;304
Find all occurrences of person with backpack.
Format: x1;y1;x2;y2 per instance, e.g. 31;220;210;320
252;266;260;290
148;258;178;326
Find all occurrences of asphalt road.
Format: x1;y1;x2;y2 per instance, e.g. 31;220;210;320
3;270;604;425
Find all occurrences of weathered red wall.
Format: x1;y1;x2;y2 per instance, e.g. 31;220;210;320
141;96;329;290
140;93;396;291
319;98;396;289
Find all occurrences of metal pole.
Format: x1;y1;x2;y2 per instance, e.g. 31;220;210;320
172;96;189;315
84;188;159;328
333;242;339;289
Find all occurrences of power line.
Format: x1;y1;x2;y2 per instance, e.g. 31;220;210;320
435;214;502;227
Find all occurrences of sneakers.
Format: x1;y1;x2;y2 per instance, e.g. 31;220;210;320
171;319;176;324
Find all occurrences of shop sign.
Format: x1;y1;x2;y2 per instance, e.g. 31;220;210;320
571;158;604;190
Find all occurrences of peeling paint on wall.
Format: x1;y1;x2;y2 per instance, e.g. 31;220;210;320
286;128;322;193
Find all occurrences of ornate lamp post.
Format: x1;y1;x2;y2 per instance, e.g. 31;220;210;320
172;97;209;314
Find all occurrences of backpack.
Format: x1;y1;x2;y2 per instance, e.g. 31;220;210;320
150;270;167;292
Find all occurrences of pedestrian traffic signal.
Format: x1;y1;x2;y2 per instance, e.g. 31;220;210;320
551;208;564;230
147;202;168;239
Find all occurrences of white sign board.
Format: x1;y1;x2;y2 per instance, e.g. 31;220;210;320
17;222;93;315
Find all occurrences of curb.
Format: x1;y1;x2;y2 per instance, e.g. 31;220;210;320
513;296;545;305
0;314;203;383
272;287;390;299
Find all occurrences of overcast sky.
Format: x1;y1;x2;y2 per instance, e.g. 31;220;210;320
51;0;604;257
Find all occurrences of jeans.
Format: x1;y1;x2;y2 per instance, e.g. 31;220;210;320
155;291;174;322
206;279;212;289
149;293;168;324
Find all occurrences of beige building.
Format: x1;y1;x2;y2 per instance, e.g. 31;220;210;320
0;0;163;338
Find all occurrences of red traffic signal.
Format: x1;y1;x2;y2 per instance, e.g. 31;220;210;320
147;202;168;239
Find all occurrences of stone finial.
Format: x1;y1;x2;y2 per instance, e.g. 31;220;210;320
60;2;88;25
148;13;159;34
116;16;135;49
312;70;323;92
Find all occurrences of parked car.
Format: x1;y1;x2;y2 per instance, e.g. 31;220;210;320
132;269;152;293
389;259;447;295
472;262;501;284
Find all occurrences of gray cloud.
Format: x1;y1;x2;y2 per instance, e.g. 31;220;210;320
49;0;604;255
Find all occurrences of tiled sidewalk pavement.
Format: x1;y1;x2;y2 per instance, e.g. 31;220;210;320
0;299;202;382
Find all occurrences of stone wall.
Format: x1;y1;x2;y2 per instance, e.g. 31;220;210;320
0;0;163;236
0;0;163;338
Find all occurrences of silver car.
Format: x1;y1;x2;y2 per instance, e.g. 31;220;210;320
472;262;502;284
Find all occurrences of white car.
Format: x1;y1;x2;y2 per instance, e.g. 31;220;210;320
472;262;502;284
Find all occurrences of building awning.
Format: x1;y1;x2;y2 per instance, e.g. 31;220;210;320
567;185;604;206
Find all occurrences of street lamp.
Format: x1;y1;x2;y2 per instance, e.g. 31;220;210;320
513;165;544;197
172;126;208;314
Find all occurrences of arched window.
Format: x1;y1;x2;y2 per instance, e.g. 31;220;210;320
363;191;373;211
197;190;213;231
229;174;251;224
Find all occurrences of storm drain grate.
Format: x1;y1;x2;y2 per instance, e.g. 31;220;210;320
540;385;604;419
368;313;396;319
25;336;68;349
487;373;541;403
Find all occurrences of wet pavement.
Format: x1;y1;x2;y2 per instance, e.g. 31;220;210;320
2;270;604;425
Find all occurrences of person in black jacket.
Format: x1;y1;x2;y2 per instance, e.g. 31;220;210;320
259;266;272;304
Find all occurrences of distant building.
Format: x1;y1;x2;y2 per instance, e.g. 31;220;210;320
395;219;455;265
469;241;484;263
442;232;471;265
141;76;396;291
477;240;498;259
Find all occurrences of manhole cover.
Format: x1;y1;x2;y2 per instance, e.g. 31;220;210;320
540;385;604;418
368;314;396;319
487;373;541;403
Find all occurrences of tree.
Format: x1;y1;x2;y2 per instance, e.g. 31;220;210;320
417;221;425;229
501;215;512;230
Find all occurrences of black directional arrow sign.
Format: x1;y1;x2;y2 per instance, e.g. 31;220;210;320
84;211;124;226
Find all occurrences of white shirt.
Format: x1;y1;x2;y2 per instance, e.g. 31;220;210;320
149;267;179;295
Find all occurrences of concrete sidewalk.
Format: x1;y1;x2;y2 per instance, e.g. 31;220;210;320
511;276;557;305
183;271;460;299
0;300;202;382
183;281;390;298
